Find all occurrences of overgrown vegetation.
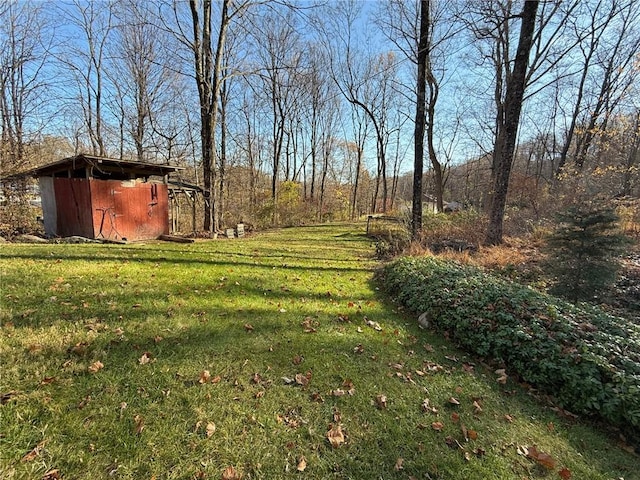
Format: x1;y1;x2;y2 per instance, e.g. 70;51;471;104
381;256;640;438
2;225;638;479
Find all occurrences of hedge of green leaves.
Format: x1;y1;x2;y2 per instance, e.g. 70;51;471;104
380;257;640;432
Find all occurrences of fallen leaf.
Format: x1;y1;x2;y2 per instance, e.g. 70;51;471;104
468;429;478;440
448;397;460;406
472;400;483;415
445;436;462;449
327;424;345;448
495;369;508;384
431;422;444;431
21;441;46;462
133;414;145;435
295;372;310;387
138;352;152;365
199;370;211;384
421;398;438;414
301;317;317;333
41;377;56;385
332;408;342;423
42;469;61;480
353;344;364;354
365;318;382;331
1;390;19;404
292;354;304;365
473;447;486;457
394;457;404;471
375;394;387;409
451;412;460;423
558;467;572;479
297;456;307;472
221;465;242;480
244;323;254;332
526;445;556;469
206;422;216;437
88;361;104;373
504;414;514;423
343;380;355;395
330;389;346;396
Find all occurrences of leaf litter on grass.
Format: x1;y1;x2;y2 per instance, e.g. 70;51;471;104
0;225;638;480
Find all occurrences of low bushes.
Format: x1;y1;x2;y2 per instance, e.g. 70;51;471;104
380;256;640;433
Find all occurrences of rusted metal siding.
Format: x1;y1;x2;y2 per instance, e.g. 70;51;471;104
89;179;169;241
53;178;95;238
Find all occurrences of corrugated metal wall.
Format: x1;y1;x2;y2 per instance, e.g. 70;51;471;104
45;178;169;241
53;178;95;238
90;179;169;241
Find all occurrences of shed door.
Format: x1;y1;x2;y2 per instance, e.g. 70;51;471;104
91;180;120;240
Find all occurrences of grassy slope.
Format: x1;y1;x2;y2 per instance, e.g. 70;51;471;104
0;224;637;480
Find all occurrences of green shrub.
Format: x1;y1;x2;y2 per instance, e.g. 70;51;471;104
544;205;629;302
380;256;640;434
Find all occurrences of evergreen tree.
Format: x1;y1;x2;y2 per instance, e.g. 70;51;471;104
544;205;628;302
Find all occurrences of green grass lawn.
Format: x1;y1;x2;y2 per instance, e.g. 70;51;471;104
1;224;637;479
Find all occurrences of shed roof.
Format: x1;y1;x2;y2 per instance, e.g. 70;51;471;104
28;154;183;178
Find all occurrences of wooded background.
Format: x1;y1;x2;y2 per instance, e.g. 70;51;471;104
1;0;638;240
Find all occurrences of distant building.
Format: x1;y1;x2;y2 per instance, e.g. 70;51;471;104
26;155;182;241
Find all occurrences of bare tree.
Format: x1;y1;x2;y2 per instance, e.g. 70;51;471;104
253;7;302;222
0;1;51;175
376;0;459;233
184;0;250;233
554;0;620;175
109;0;173;163
572;1;640;170
322;0;399;213
57;0;115;157
484;1;539;245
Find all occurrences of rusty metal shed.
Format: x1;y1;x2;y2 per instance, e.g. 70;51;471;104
29;154;183;241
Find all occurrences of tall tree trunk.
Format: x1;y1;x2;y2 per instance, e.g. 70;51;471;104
189;0;230;234
484;1;539;246
412;0;429;238
350;146;362;220
218;72;229;229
